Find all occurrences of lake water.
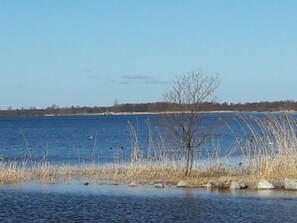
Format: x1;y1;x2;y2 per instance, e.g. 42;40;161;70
1;113;297;222
0;112;262;165
0;182;297;222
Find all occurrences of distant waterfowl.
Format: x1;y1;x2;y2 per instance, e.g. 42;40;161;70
89;136;96;139
108;146;124;150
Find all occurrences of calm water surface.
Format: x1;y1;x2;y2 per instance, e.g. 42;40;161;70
0;115;138;164
0;113;264;164
2;112;294;164
0;182;297;222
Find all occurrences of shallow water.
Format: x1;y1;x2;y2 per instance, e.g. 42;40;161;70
0;182;297;222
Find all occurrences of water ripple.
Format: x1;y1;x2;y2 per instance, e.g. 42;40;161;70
0;188;297;222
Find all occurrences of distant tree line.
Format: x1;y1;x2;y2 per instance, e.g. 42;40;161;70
0;100;296;117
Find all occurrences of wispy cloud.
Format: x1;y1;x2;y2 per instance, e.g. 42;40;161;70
110;74;172;85
122;74;150;80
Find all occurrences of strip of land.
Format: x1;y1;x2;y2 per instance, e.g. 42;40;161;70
1;101;297;117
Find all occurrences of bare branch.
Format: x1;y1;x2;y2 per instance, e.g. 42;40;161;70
163;71;220;176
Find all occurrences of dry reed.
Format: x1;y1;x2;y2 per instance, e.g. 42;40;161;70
231;113;297;180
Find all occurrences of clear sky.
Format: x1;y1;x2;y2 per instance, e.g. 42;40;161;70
1;0;297;109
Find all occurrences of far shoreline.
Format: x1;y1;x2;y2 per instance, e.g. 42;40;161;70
16;110;297;118
1;100;297;117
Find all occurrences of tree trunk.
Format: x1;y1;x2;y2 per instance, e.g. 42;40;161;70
189;150;194;175
185;149;191;176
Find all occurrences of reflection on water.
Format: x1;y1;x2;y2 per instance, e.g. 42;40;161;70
217;187;297;198
0;182;297;222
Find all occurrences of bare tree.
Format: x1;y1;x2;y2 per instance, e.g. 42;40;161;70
163;71;219;176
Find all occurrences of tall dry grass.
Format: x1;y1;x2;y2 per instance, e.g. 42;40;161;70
0;160;27;183
108;119;235;185
232;113;297;180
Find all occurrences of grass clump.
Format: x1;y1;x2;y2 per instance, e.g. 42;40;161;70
230;113;297;181
0;160;27;183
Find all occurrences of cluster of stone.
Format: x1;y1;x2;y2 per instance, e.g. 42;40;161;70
125;178;297;191
229;178;297;190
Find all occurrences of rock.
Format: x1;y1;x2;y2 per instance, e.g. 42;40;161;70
230;181;241;190
230;181;246;190
129;181;138;187
176;180;187;188
239;181;246;189
216;178;231;189
206;180;215;189
284;178;297;190
217;182;229;189
154;183;165;188
271;181;284;189
257;179;275;190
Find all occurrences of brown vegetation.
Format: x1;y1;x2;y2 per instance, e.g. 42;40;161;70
233;113;297;180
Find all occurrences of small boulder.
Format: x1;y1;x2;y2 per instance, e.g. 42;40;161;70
230;181;241;190
257;179;275;190
206;180;215;189
284;178;297;190
239;181;246;189
271;181;284;189
230;181;246;190
154;183;165;188
176;180;187;188
129;181;138;187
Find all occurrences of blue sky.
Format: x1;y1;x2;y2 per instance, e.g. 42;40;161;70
1;0;297;109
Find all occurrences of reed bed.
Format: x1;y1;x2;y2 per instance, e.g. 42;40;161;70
0;158;234;186
235;113;297;180
0;160;27;183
